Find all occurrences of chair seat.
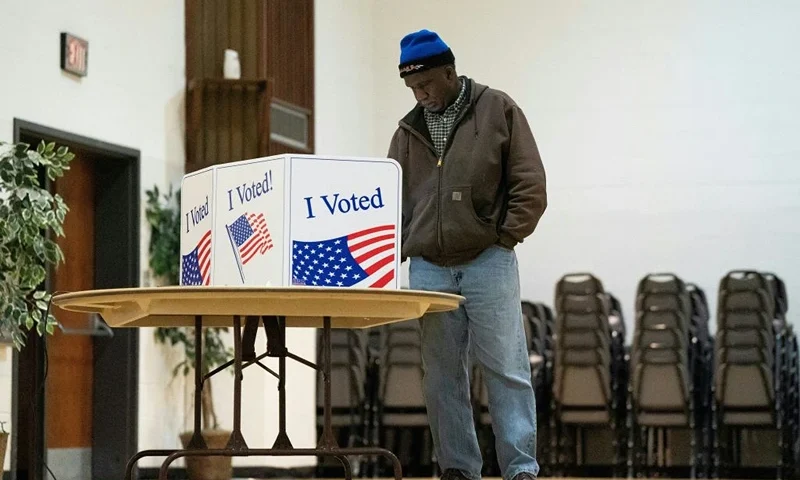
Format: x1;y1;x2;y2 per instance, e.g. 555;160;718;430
636;411;690;427
723;411;775;425
560;409;610;424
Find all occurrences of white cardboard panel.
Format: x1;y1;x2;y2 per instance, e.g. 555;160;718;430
179;154;402;290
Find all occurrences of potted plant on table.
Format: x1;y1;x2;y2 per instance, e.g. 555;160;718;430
145;185;234;480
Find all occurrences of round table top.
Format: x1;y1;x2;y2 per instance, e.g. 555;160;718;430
52;286;464;329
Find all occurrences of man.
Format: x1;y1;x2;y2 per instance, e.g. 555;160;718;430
387;29;547;480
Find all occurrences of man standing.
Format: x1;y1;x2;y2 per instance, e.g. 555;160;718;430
387;29;547;480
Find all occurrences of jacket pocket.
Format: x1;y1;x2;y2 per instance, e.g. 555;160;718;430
403;189;440;258
440;185;498;253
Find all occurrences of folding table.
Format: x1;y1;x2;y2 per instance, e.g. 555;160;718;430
52;286;463;480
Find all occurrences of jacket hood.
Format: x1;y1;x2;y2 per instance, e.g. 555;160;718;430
399;77;489;133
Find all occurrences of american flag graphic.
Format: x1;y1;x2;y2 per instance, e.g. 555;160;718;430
181;230;212;285
292;224;396;288
227;212;273;264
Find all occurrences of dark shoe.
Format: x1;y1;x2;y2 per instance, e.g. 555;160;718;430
441;469;471;480
512;472;537;480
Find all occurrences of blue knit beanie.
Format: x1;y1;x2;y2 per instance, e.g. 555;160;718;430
398;29;455;78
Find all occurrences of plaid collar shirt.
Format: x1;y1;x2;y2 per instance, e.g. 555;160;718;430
424;78;468;158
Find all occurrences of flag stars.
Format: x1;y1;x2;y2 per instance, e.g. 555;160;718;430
291;231;393;289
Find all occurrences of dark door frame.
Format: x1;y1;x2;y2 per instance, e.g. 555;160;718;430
11;119;140;480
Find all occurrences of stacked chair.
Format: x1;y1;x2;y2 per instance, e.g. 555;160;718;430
374;319;433;477
552;273;627;476
530;302;557;476
628;273;710;478
687;283;714;476
310;269;799;479
521;301;549;393
315;329;370;476
714;270;799;479
471;300;555;477
605;291;630;443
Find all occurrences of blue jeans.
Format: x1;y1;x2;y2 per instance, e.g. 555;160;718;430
409;245;539;480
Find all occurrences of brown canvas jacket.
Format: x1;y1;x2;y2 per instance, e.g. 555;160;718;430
387;78;547;266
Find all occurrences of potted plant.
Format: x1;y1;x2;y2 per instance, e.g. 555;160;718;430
0;141;72;349
145;185;234;480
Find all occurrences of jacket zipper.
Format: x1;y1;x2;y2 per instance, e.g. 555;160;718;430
399;103;472;258
400;123;445;253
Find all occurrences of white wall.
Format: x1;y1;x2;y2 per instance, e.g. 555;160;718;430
3;0;798;474
0;0;186;472
368;0;800;335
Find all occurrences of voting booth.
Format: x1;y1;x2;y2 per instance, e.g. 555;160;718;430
179;154;402;290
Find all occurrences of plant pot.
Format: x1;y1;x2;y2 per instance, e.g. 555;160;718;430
0;431;8;468
179;429;233;480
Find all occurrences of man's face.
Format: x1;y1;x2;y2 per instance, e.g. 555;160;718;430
404;66;455;113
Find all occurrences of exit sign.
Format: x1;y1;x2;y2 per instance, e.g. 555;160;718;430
61;32;88;77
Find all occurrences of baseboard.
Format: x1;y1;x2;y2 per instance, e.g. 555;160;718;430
136;465;317;479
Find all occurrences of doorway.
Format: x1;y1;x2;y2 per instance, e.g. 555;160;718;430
10;119;140;480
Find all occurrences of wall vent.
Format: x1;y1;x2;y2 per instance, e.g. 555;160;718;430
270;100;309;150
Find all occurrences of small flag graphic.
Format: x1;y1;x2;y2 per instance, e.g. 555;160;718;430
181;230;212;286
292;224;396;289
227;212;273;265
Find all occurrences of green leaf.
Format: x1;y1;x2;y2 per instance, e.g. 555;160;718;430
44;242;60;264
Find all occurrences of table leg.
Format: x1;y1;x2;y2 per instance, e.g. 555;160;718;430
185;315;207;449
156;447;401;480
124;449;178;480
336;454;353;480
318;315;339;449
226;314;249;451
271;315;293;449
